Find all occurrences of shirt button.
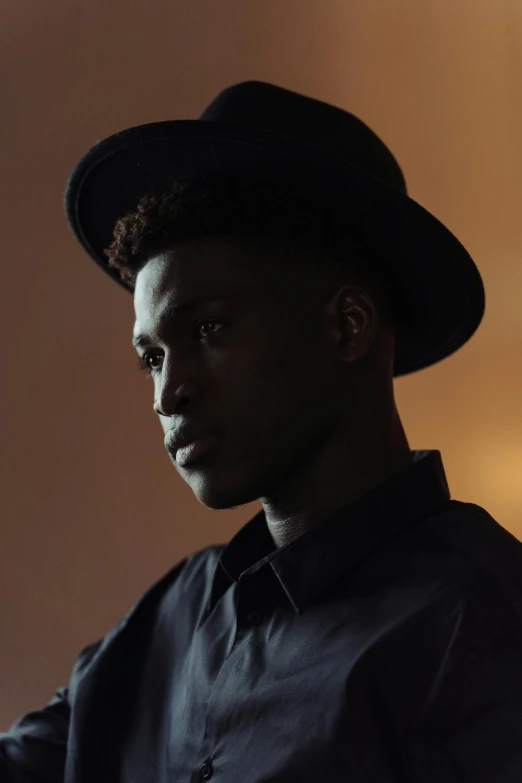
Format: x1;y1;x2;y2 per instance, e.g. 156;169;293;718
247;610;262;625
199;760;213;780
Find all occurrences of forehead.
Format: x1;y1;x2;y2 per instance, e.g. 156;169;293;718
132;237;286;342
134;237;270;304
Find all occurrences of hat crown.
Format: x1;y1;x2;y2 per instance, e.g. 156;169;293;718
63;79;485;376
200;80;407;195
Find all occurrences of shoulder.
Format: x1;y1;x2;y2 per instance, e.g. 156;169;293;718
361;500;522;649
417;500;522;623
119;542;227;629
74;543;226;674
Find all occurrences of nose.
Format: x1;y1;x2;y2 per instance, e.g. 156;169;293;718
153;377;199;417
153;399;168;417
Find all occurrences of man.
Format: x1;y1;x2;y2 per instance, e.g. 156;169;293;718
2;80;521;782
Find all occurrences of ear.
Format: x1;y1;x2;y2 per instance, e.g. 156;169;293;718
328;285;379;366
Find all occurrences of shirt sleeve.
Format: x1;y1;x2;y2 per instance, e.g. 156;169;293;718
405;578;522;782
0;640;102;783
0;550;196;782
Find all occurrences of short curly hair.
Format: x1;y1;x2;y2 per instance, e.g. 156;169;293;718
103;165;397;332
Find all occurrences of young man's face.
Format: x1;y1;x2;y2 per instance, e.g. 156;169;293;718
132;236;366;510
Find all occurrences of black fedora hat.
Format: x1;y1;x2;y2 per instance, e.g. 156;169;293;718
63;79;485;378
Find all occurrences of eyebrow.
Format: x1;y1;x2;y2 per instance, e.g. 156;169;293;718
132;295;229;348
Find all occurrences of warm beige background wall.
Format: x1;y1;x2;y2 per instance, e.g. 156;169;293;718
1;0;521;729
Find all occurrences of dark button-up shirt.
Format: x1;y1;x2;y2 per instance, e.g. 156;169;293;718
2;450;522;782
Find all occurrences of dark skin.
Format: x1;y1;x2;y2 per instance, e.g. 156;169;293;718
132;236;413;550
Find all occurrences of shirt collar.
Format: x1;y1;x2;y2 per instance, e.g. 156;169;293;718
206;450;451;615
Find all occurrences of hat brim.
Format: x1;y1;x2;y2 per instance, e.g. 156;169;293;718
64;119;485;377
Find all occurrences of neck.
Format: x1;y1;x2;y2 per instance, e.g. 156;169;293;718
261;405;413;550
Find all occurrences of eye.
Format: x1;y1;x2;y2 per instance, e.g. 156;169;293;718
136;320;226;377
136;352;161;375
196;319;225;339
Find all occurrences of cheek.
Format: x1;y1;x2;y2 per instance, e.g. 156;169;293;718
224;345;331;441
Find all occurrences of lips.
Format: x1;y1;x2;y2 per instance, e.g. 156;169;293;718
164;427;213;454
164;425;218;457
164;429;219;468
174;436;219;467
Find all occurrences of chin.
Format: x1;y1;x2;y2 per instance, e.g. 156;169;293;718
187;472;262;510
